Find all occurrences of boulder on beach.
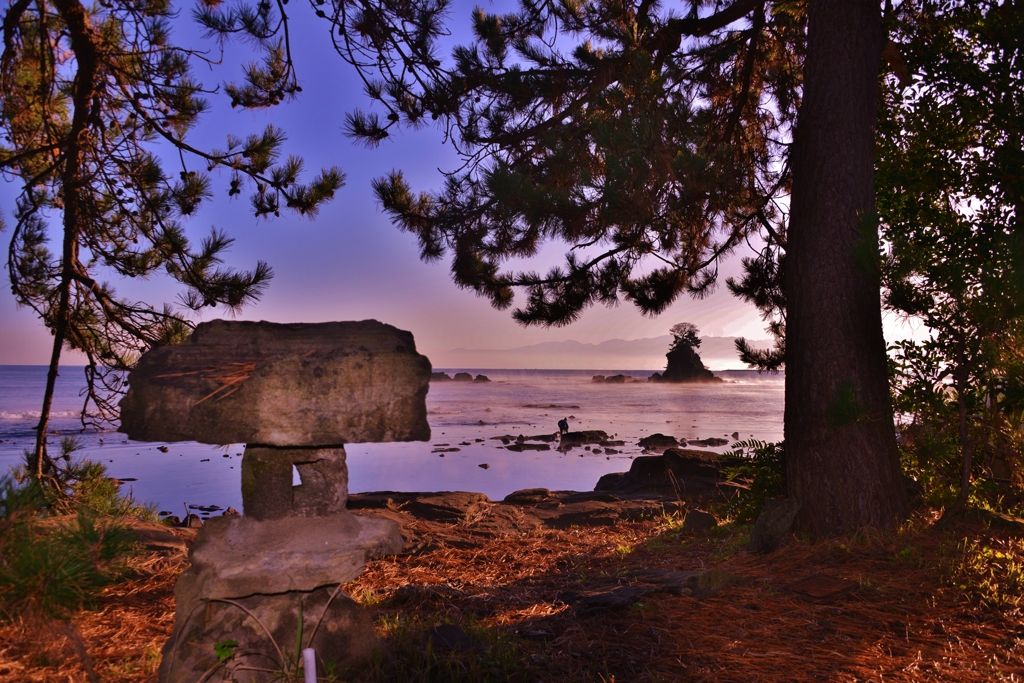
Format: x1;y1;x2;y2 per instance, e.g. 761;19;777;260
431;372;453;382
453;372;474;382
474;374;491;382
595;447;746;499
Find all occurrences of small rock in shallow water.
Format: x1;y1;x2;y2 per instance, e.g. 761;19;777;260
157;445;169;453
222;507;240;516
179;513;204;528
478;463;490;469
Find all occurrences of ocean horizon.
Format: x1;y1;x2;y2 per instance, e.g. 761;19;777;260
0;365;784;516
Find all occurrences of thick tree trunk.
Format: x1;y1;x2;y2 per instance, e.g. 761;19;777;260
784;0;908;536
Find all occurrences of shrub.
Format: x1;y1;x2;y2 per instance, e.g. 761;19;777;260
0;470;137;621
723;440;787;522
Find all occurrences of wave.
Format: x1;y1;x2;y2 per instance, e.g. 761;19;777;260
0;410;81;420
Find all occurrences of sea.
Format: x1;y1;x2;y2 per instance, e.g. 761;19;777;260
0;366;784;516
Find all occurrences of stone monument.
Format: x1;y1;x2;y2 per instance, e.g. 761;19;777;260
119;320;431;683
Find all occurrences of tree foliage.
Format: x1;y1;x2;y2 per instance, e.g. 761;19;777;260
878;0;1024;516
0;0;344;485
333;0;805;326
669;321;700;350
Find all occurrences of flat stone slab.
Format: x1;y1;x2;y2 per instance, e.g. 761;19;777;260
119;319;431;446
178;511;403;609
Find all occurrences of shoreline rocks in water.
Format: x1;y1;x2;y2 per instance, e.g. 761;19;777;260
558;430;610;449
592;374;635;383
432;371;491;382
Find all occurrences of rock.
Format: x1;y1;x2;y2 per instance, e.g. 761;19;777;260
688;437;730;447
158;585;376;683
118;319;431;447
127;521;188;553
479;463;490;469
505;443;550;452
731;431;740;440
474;374;491;382
654;342;722;383
431;371;453;381
595;448;744;498
157;445;169;453
176;512;403;610
747;498;802;553
346;491;422;510
163;516;182;526
452;372;473;382
603;374;628;383
503;488;552;505
683;509;719;532
466;505;543;536
559;586;663;613
180;514;204;528
629;568;746;598
241;447;348;521
531;500;623;529
648;372;663;382
637;433;679;451
559;430;609;448
591;375;605;383
222;507;240;516
402;492;491;523
600;440;625;447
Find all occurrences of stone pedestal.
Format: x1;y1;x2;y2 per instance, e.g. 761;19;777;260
158;584;378;683
117;320;431;683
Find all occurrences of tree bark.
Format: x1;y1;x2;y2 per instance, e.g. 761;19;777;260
784;0;908;536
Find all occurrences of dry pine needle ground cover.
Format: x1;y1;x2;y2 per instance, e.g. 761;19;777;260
1;511;1023;682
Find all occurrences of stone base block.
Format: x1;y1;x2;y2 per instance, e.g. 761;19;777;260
158;585;376;683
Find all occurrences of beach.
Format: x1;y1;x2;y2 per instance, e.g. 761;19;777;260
0;366;783;514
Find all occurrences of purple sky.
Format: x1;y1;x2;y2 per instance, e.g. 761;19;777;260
0;3;916;366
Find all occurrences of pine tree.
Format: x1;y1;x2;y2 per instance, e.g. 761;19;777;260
1;0;344;489
326;0;909;534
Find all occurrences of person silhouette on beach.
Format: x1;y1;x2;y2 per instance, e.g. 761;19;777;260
558;417;569;434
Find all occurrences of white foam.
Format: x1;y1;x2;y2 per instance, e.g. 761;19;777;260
0;410;80;420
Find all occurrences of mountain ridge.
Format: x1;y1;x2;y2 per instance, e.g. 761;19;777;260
429;335;772;371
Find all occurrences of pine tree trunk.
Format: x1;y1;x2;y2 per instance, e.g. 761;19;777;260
784;0;908;536
31;0;100;485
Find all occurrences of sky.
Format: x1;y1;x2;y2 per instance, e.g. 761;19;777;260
0;2;924;367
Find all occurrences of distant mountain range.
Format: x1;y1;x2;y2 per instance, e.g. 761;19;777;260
429;335;773;371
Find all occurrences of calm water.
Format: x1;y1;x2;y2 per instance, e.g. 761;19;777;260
0;366;783;514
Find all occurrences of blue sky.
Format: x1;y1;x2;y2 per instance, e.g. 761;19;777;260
2;2;915;366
